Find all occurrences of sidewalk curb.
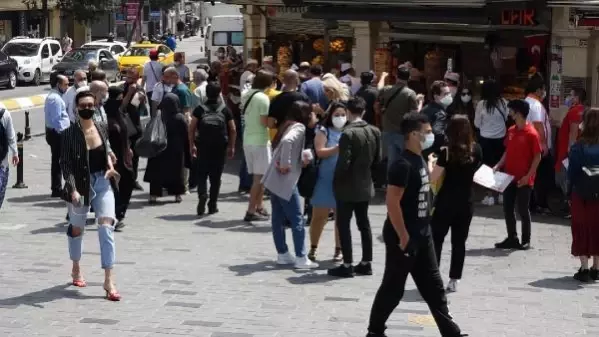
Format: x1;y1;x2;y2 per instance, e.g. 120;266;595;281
0;81;127;113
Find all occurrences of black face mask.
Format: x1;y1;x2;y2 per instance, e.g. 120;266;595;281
78;108;95;120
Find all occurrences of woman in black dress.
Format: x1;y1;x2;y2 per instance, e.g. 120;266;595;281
144;93;191;203
104;86;134;231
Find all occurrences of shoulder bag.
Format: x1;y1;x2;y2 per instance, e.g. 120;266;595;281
298;126;329;198
573;144;599;200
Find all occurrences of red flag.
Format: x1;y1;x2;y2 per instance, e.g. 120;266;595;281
524;34;549;69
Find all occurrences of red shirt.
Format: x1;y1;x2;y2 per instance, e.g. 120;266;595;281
555;104;584;171
504;123;542;186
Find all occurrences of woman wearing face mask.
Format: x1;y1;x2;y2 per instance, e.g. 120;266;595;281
474;79;508;206
262;101;318;269
307;102;348;262
60;91;121;301
455;86;476;126
144;93;192;204
421;80;453;157
104;87;134;231
430;115;483;292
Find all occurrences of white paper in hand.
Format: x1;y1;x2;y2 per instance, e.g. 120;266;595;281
473;165;514;193
562;158;569;170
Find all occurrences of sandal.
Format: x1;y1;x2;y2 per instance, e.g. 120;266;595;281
308;247;317;262
256;207;270;217
103;286;122;301
71;273;87;288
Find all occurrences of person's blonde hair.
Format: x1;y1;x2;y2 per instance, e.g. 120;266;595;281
580;108;599;145
322;75;350;101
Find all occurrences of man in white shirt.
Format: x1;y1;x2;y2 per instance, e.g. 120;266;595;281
239;59;258;89
63;70;88;123
151;71;175;116
525;77;553;214
0;108;19;210
142;49;163;115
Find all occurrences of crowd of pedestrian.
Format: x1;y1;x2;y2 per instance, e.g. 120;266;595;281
0;48;598;337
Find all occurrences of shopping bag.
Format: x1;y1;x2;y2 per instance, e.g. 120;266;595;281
135;112;167;158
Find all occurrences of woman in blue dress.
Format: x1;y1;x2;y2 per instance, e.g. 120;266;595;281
308;102;348;262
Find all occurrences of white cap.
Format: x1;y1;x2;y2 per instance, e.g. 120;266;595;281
340;63;352;72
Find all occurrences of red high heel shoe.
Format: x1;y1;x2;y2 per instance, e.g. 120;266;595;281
71;273;87;288
104;287;121;301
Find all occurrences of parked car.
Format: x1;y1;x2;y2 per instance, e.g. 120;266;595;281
1;36;63;86
118;42;174;78
82;40;127;58
52;47;119;83
0;50;18;89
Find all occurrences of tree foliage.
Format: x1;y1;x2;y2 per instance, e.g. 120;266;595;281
23;0;115;24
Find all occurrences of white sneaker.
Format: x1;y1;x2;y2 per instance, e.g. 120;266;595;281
481;196;489;205
276;252;295;265
446;279;459;292
294;256;319;269
497;194;504;205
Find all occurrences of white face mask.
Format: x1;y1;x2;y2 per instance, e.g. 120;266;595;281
440;95;453;107
332;116;347;129
580;122;584;131
76;80;87;88
420;132;435;150
461;94;471;103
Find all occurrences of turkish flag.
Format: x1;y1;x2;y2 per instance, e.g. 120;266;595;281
524;34;549;69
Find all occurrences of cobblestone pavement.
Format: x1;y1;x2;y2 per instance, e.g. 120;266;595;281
0;129;598;337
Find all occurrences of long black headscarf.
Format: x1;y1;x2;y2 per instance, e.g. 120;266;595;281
159;93;182;122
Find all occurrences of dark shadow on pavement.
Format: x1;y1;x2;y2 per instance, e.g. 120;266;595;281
287;272;337;285
227;224;271;233
196;219;247;229
30;222;67;235
227;260;280;276
157;214;198;222
466;247;515;258
528;276;582;291
402;288;425;302
32;200;66;208
0;283;103;308
7;193;52;203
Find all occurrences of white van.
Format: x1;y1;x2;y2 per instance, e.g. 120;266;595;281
1;36;63;85
205;15;243;63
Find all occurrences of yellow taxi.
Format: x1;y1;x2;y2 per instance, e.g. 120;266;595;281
118;42;174;77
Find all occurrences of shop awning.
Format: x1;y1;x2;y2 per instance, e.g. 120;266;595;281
302;0;486;7
547;1;599;8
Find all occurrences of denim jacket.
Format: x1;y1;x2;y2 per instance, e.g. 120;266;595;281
567;142;599;193
262;123;305;201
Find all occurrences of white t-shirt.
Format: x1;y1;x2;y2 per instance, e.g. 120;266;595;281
143;61;163;92
151;82;172;103
474;99;508;139
63;85;78;123
525;96;552;149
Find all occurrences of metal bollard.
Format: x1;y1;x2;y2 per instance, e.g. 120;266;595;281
12;132;28;189
24;111;31;140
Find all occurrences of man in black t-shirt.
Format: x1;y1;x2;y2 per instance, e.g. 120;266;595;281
268;69;311;130
189;82;237;216
366;113;465;337
355;72;378;125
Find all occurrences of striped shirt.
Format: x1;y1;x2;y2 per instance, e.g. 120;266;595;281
60;121;112;206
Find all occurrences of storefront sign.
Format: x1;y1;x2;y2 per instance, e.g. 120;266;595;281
549;44;563;110
501;9;536;26
125;2;139;21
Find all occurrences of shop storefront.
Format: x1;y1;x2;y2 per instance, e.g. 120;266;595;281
304;0;551;103
265;6;353;74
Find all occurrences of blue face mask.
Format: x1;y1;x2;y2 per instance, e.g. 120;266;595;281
564;96;572;108
420;132;435;150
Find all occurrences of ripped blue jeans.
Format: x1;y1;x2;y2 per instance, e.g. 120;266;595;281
67;171;116;269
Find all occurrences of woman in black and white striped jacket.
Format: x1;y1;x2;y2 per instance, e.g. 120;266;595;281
60;90;122;301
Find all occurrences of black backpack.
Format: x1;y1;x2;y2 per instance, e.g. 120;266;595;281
573;144;599;200
0;109;8;162
197;103;227;145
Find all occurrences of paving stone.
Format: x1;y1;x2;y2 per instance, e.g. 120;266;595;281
0;111;594;336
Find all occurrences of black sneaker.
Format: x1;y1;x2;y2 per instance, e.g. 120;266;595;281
133;181;144;191
495;237;521;249
244;212;269;222
327;264;354;278
114;221;126;232
354;262;373;276
366;333;387;337
51;190;62;198
574;268;591;282
208;205;219;215
590;268;599;281
197;196;207;216
519;242;532;250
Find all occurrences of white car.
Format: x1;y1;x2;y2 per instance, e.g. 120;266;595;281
1;36;63;86
81;40;127;58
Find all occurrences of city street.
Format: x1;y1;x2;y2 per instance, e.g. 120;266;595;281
0;119;598;336
2;35;207;137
